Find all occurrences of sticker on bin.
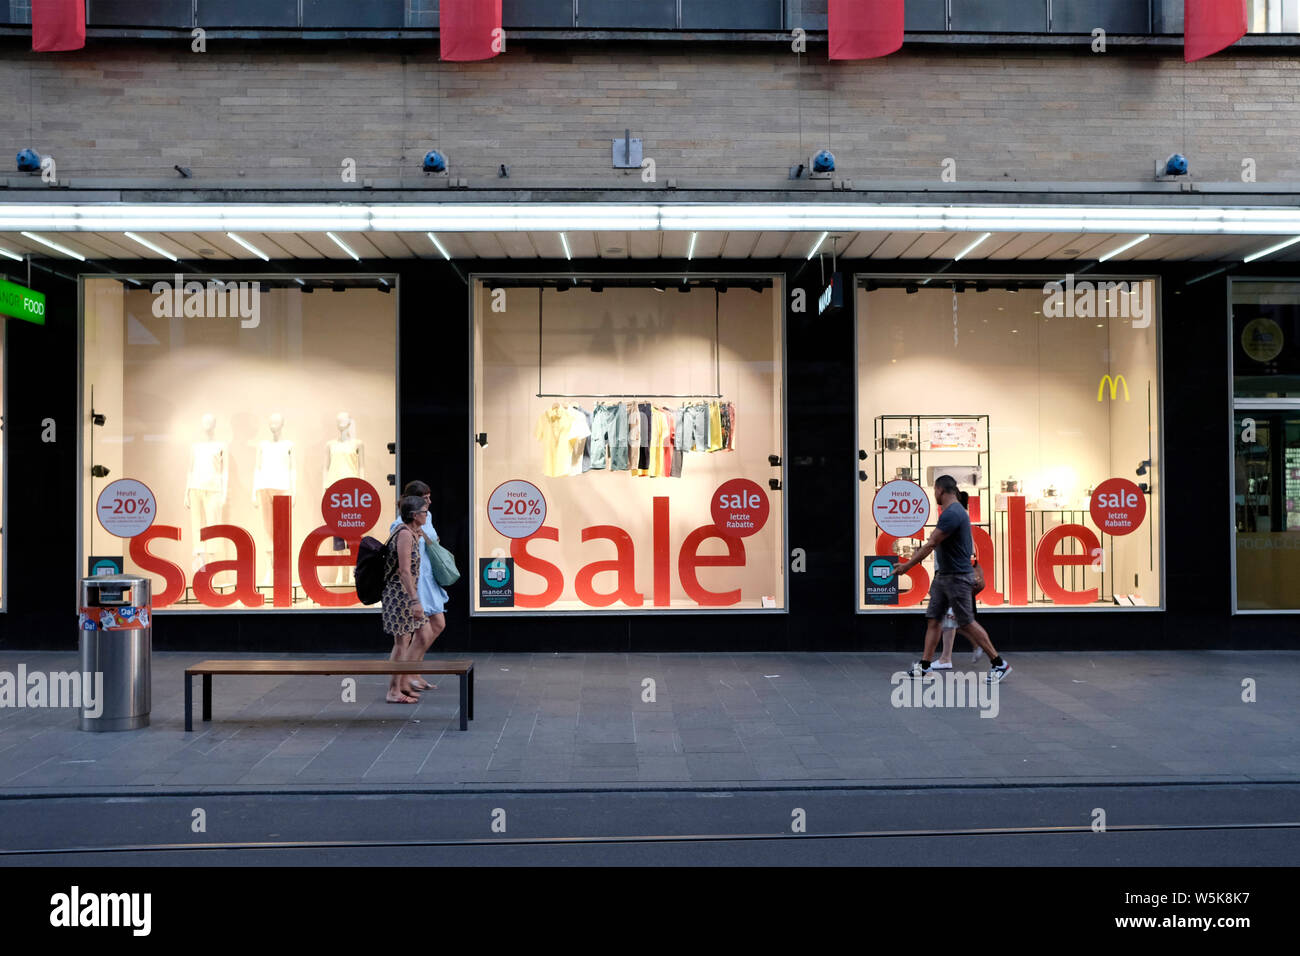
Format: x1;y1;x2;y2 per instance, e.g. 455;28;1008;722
79;606;151;631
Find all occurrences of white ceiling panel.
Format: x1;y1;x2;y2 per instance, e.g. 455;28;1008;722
690;231;727;259
1020;233;1088;259
562;231;598;259
722;232;760;258
871;232;926;259
749;232;796;258
494;231;537;258
259;232;332;258
528;232;565;259
841;232;889;258
197;231;273;259
628;231;661;258
158;232;229;259
596;231;630;258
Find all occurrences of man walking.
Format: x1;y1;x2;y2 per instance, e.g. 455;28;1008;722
889;475;1011;683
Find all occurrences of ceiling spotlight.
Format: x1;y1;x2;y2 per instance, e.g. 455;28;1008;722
590;283;604;293
864;280;879;292
332;281;345;292
1136;459;1151;476
905;283;919;294
974;281;989;292
716;283;728;293
749;281;763;293
953;281;967;293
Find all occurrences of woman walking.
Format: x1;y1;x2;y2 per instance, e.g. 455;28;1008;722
388;480;448;692
382;494;431;703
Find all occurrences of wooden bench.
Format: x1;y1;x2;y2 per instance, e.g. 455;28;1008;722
184;660;474;732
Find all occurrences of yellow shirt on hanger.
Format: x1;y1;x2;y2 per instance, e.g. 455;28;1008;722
707;400;723;452
534;405;575;477
648;407;667;477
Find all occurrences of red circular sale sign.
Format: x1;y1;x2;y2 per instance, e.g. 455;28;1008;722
321;478;383;537
1089;478;1146;536
711;479;769;538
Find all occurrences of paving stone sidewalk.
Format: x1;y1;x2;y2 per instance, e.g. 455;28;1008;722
0;650;1295;793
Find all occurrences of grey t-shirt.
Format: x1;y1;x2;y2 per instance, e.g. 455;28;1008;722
935;501;973;574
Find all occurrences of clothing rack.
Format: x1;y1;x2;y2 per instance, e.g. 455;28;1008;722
535;286;723;398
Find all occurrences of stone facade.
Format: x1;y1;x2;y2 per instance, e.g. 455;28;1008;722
0;39;1295;188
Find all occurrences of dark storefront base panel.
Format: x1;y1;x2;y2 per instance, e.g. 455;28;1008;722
0;255;1290;652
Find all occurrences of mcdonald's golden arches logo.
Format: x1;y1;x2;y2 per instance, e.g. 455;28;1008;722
1097;373;1130;402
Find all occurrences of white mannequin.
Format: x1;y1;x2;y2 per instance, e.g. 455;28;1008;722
324;411;364;584
185;413;228;571
252;412;295;586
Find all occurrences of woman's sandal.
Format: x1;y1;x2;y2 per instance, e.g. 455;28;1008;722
386;691;419;704
411;679;438;692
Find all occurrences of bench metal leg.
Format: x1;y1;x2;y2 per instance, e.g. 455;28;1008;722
459;672;468;731
184;674;193;732
468;667;474;721
202;674;212;722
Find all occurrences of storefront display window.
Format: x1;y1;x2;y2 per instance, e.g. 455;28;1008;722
470;276;786;613
0;322;5;610
81;275;398;611
1231;279;1300;611
856;276;1162;611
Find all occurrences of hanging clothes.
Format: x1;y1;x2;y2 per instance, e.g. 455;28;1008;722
626;401;641;475
567;404;592;475
534;405;574;477
590;402;629;470
707;400;724;452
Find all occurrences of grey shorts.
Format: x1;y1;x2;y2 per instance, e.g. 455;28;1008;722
927;574;975;627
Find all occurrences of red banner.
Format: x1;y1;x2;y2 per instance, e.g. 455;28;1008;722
829;0;904;61
1185;0;1247;62
441;0;503;62
32;0;85;52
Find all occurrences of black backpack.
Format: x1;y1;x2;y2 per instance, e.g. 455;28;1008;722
355;531;397;605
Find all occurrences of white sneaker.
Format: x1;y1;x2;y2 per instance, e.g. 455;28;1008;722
971;645;984;663
929;660;953;670
987;661;1012;683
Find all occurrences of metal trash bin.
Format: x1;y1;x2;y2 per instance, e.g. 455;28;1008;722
78;575;152;732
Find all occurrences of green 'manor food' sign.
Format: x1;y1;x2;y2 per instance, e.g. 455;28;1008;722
0;278;45;325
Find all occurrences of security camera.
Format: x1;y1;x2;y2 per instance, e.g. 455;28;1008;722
810;149;836;179
422;149;448;175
